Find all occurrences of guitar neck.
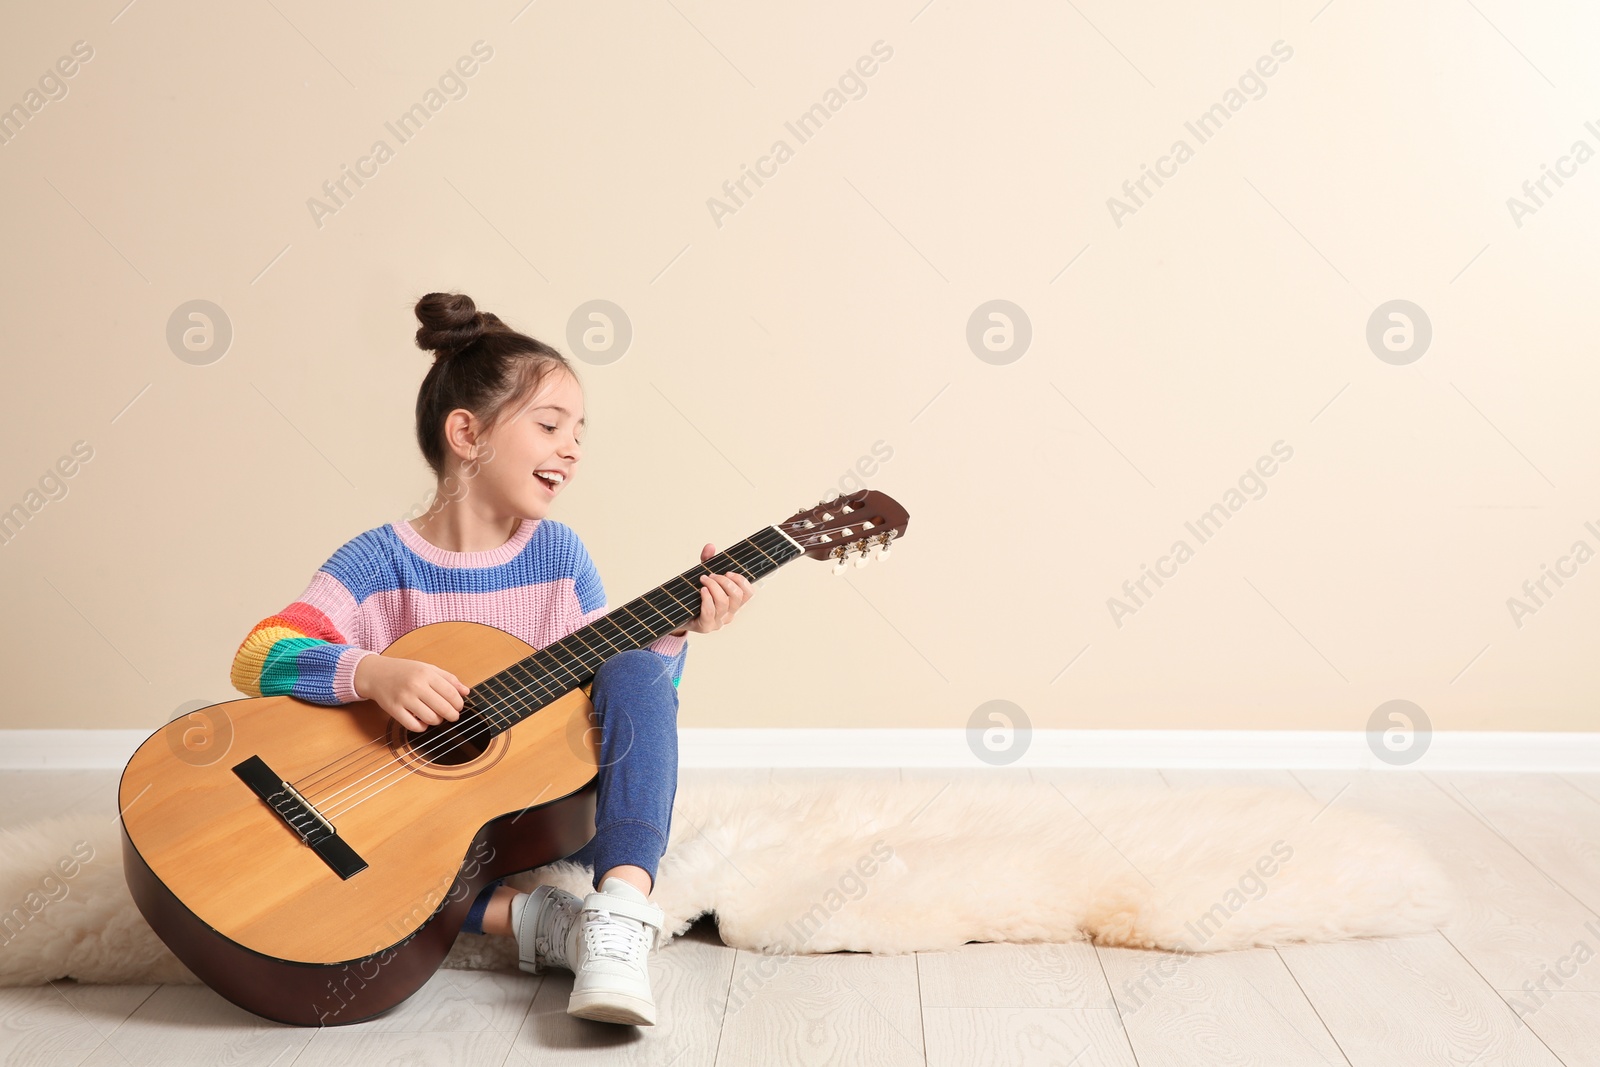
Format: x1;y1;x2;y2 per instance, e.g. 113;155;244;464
473;524;806;728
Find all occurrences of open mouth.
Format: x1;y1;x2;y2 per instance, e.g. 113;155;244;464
533;469;566;494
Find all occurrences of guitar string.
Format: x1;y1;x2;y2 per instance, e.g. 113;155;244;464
290;573;694;796
292;531;791;804
300;527;821;820
305;532;797;817
290;530;794;800
311;532;800;822
291;552;755;818
300;540;767;809
309;568;705;814
286;516;865;818
304;513;887;807
300;508;880;811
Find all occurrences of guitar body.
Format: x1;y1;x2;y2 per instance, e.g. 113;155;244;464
117;490;910;1027
119;620;603;1026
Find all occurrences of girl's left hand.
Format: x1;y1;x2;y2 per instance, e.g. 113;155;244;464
671;543;755;636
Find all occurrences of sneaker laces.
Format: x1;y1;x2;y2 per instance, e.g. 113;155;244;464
582;906;647;964
537;895;579;967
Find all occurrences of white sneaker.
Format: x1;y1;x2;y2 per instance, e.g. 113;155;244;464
511;885;584;974
567;876;664;1026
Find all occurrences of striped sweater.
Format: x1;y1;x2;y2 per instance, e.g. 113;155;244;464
230;516;688;705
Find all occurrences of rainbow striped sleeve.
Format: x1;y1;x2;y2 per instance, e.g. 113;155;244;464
569;531;688;689
230;542;379;706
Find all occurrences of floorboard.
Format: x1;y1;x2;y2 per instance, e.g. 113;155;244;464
3;768;1595;1065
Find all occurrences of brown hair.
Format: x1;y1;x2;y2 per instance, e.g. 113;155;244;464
412;291;578;477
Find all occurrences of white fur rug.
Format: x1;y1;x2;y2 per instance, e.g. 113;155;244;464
0;774;1457;986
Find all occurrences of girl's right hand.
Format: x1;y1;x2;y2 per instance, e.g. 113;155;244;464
353;655;470;733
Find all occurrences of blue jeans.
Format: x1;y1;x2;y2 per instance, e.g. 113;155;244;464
460;648;680;934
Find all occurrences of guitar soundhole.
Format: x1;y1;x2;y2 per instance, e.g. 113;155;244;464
408;711;495;767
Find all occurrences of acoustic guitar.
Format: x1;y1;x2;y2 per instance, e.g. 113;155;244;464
118;490;909;1026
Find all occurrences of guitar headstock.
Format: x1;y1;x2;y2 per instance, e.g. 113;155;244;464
779;490;910;575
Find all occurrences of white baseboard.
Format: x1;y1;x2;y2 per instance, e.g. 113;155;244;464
2;729;1598;772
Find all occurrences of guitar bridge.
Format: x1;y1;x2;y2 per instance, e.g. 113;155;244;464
232;755;368;880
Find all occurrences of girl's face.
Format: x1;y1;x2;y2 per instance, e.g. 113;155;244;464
479;369;585;518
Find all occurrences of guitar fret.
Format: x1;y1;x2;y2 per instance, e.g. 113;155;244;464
474;526;806;731
638;589;679;618
613;605;661;643
541;642;586;681
478;694;511;731
470;676;515;729
595;615;635;650
526;649;579;693
564;626;608;667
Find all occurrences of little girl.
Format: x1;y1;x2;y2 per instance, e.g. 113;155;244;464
228;291;753;1027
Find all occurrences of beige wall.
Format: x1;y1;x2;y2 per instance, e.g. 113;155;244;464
1;2;1595;734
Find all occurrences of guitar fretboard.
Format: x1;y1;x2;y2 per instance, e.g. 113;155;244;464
469;524;805;731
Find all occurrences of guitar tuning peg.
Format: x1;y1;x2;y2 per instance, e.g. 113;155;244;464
869;542;889;562
851;548;870;568
832;555;849;576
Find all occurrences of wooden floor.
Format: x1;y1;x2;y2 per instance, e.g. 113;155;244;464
3;767;1598;1066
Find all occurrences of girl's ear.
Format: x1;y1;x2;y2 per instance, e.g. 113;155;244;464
441;406;476;463
441;408;484;462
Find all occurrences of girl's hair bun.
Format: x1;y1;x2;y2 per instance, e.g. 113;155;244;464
409;290;571;478
414;291;497;358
